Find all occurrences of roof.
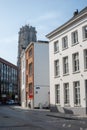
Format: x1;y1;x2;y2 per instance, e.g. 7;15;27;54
46;7;87;39
25;41;49;52
0;57;18;69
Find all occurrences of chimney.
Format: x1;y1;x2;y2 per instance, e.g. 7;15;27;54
73;9;78;17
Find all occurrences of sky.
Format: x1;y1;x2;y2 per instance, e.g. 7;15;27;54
0;0;87;65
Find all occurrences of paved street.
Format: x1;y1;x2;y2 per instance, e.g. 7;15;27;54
0;106;87;130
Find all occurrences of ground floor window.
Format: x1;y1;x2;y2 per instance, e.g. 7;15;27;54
74;81;80;106
64;83;69;105
55;84;60;104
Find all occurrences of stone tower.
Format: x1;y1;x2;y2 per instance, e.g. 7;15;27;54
17;25;37;66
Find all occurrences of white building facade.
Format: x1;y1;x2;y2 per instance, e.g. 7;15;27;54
21;41;49;109
47;7;87;115
21;51;26;108
33;42;50;108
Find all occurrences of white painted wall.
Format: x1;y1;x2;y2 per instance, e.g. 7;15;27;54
34;43;49;85
21;52;26;108
34;85;49;108
49;17;87;108
34;42;50;108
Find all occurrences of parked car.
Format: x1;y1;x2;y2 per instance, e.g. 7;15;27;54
6;100;15;105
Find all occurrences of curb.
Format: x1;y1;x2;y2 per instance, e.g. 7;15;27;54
46;114;85;120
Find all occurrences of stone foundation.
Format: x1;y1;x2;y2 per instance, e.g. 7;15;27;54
50;104;87;116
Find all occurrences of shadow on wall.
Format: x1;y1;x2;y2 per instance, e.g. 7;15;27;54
63;108;73;114
50;104;74;114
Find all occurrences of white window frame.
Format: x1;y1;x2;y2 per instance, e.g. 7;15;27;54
64;83;69;105
73;53;79;72
84;49;87;70
62;36;68;50
83;25;87;40
54;60;59;77
74;81;80;106
63;56;69;74
72;30;78;45
54;40;59;53
55;84;60;104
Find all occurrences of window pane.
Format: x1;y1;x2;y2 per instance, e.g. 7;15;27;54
73;53;79;72
74;81;80;105
29;63;32;76
64;83;69;104
84;49;87;69
55;85;60;104
54;60;59;76
62;36;68;49
29;48;32;57
63;57;69;74
72;31;78;45
83;26;87;39
54;41;59;52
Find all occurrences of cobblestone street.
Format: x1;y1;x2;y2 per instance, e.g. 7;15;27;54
0;106;87;130
0;110;43;130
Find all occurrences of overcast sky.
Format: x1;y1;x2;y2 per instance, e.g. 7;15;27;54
0;0;87;65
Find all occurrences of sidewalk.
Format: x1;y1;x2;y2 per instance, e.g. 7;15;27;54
10;105;87;120
47;112;87;120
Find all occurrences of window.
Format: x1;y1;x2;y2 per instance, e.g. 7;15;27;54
29;83;33;98
55;84;60;104
26;60;28;70
73;53;79;72
1;84;4;93
64;83;69;104
63;56;69;74
74;81;80;106
83;25;87;39
29;48;32;57
29;83;32;93
29;63;32;76
72;31;78;45
54;41;59;53
62;36;68;50
26;75;28;82
84;49;87;69
54;60;59;77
